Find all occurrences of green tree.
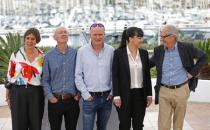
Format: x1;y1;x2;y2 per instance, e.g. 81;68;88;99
0;33;22;83
197;39;210;63
196;38;210;80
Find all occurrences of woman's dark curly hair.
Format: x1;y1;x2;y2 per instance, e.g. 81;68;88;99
23;28;41;43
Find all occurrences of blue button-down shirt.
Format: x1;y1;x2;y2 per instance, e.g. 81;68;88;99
161;43;188;85
75;43;114;100
41;47;77;100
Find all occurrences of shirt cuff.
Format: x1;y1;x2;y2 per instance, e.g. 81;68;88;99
109;90;113;96
82;91;92;100
46;93;54;100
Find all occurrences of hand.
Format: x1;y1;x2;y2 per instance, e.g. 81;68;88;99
187;73;193;79
106;95;112;101
6;99;11;109
5;89;11;109
74;94;81;101
147;96;152;107
86;96;93;101
49;96;58;103
114;98;122;108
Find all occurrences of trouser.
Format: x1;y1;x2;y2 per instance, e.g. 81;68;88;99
116;88;146;130
10;85;44;130
158;84;190;130
82;93;112;130
48;98;80;130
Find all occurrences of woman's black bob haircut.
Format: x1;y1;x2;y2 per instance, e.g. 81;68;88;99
119;27;144;49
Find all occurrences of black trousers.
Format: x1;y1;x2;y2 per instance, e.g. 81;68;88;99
48;98;80;130
116;88;146;130
10;85;44;130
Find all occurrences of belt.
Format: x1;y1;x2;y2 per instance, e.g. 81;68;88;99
161;81;188;89
13;84;40;88
89;90;111;96
53;93;74;100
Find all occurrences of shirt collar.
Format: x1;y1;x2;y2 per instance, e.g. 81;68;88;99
126;45;139;57
164;42;178;51
20;46;43;56
36;47;44;54
19;47;43;61
89;42;105;54
54;46;69;54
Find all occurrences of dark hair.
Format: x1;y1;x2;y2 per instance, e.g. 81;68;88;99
118;27;144;49
24;28;41;43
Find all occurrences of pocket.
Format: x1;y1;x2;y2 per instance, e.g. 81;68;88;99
185;84;190;98
83;96;95;103
83;99;95;114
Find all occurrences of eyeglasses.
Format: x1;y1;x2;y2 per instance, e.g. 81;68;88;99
90;23;105;30
160;34;173;39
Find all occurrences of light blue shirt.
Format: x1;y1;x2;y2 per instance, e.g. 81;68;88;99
41;47;77;100
75;43;114;100
161;43;188;85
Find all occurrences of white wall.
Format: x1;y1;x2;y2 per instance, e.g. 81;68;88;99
0;79;210;106
0;85;7;106
188;80;210;102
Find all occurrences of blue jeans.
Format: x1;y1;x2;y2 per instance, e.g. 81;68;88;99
83;95;112;130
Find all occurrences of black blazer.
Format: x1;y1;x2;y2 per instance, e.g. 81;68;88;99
112;47;152;106
150;42;208;104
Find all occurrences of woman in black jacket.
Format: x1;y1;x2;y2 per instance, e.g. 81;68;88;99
112;27;152;130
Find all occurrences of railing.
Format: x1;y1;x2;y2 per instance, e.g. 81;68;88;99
1;26;210;48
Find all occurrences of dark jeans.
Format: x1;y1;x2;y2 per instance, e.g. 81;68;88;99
48;98;80;130
10;85;44;130
116;88;146;130
83;94;112;130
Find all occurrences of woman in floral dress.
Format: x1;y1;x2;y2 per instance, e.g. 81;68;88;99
5;28;44;130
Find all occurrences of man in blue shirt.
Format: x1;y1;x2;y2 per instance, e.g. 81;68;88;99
42;27;80;130
150;25;207;130
75;23;114;130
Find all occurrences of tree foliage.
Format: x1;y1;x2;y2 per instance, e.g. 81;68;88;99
0;33;22;83
198;38;210;63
